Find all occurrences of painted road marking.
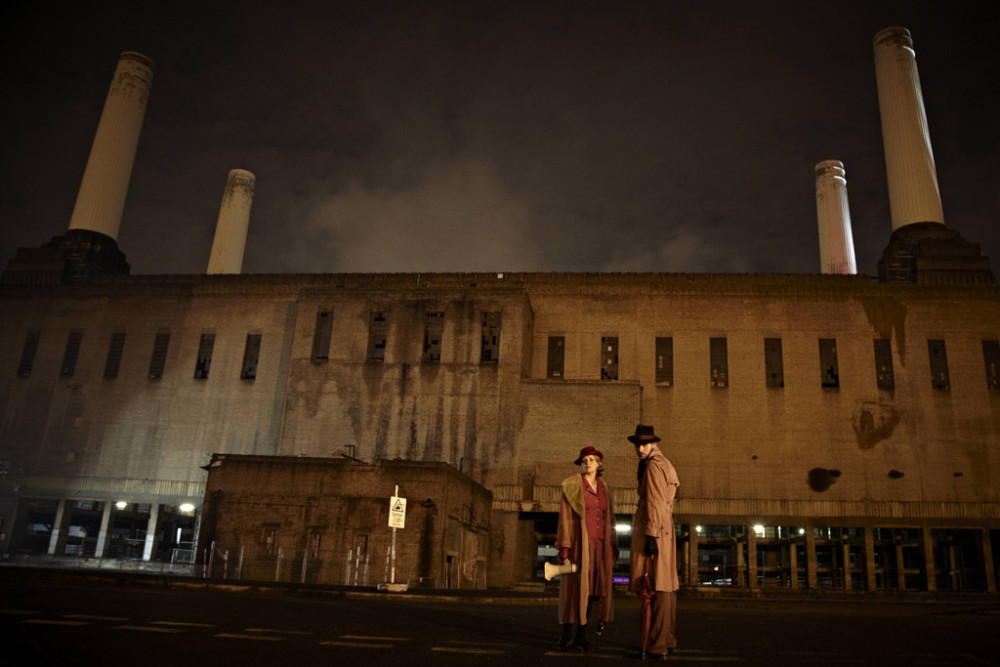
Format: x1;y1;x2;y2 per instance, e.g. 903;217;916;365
341;634;412;641
62;614;129;622
215;633;286;641
150;620;215;628
22;619;89;626
113;625;184;633
245;627;313;635
431;647;506;655
320;640;396;649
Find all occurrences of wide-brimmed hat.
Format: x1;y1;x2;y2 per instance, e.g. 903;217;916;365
627;424;661;444
574;446;604;465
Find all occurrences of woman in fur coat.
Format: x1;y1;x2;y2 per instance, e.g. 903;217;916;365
554;446;618;652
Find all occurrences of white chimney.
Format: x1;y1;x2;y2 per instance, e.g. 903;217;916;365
815;160;857;275
873;27;944;231
67;52;154;241
206;169;256;274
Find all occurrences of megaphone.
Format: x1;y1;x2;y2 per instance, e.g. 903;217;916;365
544;560;577;581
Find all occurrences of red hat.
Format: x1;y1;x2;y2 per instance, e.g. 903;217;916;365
575;446;604;465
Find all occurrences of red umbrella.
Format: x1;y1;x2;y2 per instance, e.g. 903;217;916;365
634;553;656;653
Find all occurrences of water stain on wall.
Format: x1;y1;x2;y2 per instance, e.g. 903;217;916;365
853;404;901;450
807;467;841;492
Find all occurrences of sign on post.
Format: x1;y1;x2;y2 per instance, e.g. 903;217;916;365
389;495;407;529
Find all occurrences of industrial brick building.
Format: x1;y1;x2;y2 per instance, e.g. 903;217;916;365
1;28;998;592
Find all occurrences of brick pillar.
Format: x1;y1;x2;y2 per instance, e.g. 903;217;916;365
864;528;877;591
736;531;746;587
94;502;113;558
789;537;799;590
895;542;907;590
687;527;699;586
980;528;996;593
747;527;758;590
841;538;851;589
805;529;817;589
922;527;937;592
142;504;160;562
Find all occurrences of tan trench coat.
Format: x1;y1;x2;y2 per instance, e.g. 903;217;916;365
629;446;680;592
555;474;617;625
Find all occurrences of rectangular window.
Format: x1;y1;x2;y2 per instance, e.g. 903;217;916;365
928;339;949;391
18;331;41;378
423;311;444;363
148;332;171;380
261;525;277;557
764;338;784;388
710;337;728;388
819;338;839;389
60;331;83;378
367;311;387;362
984;340;1000;392
194;333;215;380
601;336;618;380
104;333;126;379
241;334;262;380
311;310;333;361
874;339;895;390
655;337;673;386
547;336;565;379
480;312;501;363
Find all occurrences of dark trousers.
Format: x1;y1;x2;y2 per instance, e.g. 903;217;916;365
648;591;677;653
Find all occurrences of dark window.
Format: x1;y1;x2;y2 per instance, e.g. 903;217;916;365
874;339;894;390
764;338;784;388
149;333;171;380
103;333;126;379
547;336;565;379
601;336;618;380
984;340;1000;392
241;334;262;380
655;337;673;386
819;338;839;389
18;331;40;378
60;332;83;378
423;312;444;363
928;339;949;391
367;311;387;361
710;337;728;388
312;310;333;361
480;312;501;363
194;333;215;380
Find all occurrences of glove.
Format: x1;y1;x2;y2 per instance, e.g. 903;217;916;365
558;547;571;563
644;535;658;557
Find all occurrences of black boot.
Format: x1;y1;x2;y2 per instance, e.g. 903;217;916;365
594;621;606;650
558;623;579;652
571;624;591;652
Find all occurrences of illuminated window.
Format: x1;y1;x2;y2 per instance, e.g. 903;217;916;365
928;339;949;391
710;337;728;388
655;337;673;386
764;338;783;388
194;333;214;380
874;339;894;390
547;336;565;378
819;338;839;389
60;331;83;378
103;333;126;379
601;336;618;380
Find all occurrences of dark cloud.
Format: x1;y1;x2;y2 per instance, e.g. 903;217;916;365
2;1;998;277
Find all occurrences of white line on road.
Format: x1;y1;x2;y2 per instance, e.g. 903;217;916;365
113;625;184;633
62;614;129;622
444;639;517;647
245;627;313;635
215;633;286;641
151;620;216;627
431;647;506;655
341;634;413;641
22;619;89;626
320;640;396;649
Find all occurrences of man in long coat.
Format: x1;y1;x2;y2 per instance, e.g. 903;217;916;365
628;424;680;659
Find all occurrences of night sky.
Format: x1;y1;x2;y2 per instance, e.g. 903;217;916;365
2;1;998;277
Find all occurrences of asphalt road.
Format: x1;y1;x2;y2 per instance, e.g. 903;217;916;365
1;575;998;666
